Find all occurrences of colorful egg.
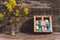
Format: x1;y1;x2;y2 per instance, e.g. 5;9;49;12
38;25;42;31
44;27;47;31
38;28;42;31
36;25;38;29
36;20;39;24
46;24;50;26
48;27;50;30
46;24;50;30
45;19;49;23
39;20;42;23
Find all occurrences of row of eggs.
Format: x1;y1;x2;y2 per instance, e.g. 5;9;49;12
36;19;50;31
36;24;50;31
36;19;49;25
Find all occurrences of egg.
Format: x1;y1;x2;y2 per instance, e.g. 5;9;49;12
45;19;49;23
46;24;50;27
38;28;42;31
39;20;42;23
38;25;42;31
36;25;38;29
48;27;50;30
44;27;47;31
46;24;50;30
36;20;39;24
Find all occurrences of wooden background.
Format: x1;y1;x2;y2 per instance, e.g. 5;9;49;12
0;0;60;39
0;0;60;33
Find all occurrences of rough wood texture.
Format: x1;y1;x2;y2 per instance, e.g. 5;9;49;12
0;0;60;40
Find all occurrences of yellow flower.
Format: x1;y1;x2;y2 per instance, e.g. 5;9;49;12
15;13;19;16
9;17;15;22
5;3;13;12
20;3;24;8
3;0;16;12
9;0;16;7
24;8;29;14
3;1;7;5
16;10;19;13
15;10;20;16
9;19;14;22
0;13;4;18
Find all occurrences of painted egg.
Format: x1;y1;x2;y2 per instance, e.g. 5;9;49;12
38;28;42;31
36;20;39;24
45;19;49;23
46;24;50;30
39;20;42;23
38;25;42;31
46;24;50;27
36;25;38;29
44;27;47;31
48;27;50;30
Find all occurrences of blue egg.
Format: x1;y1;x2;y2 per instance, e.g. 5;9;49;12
38;28;42;31
48;27;50;30
46;24;50;30
38;25;42;31
36;20;39;24
46;24;50;28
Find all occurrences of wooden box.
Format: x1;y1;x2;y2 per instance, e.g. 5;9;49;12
34;15;53;32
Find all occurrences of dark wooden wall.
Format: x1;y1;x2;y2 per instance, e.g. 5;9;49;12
19;0;60;32
0;0;60;33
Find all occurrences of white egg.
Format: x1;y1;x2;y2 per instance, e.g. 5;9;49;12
45;19;49;22
36;25;38;29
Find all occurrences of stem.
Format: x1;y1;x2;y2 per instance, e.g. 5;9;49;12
12;27;15;36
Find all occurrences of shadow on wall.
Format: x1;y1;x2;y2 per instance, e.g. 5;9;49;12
20;18;34;35
20;18;60;35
